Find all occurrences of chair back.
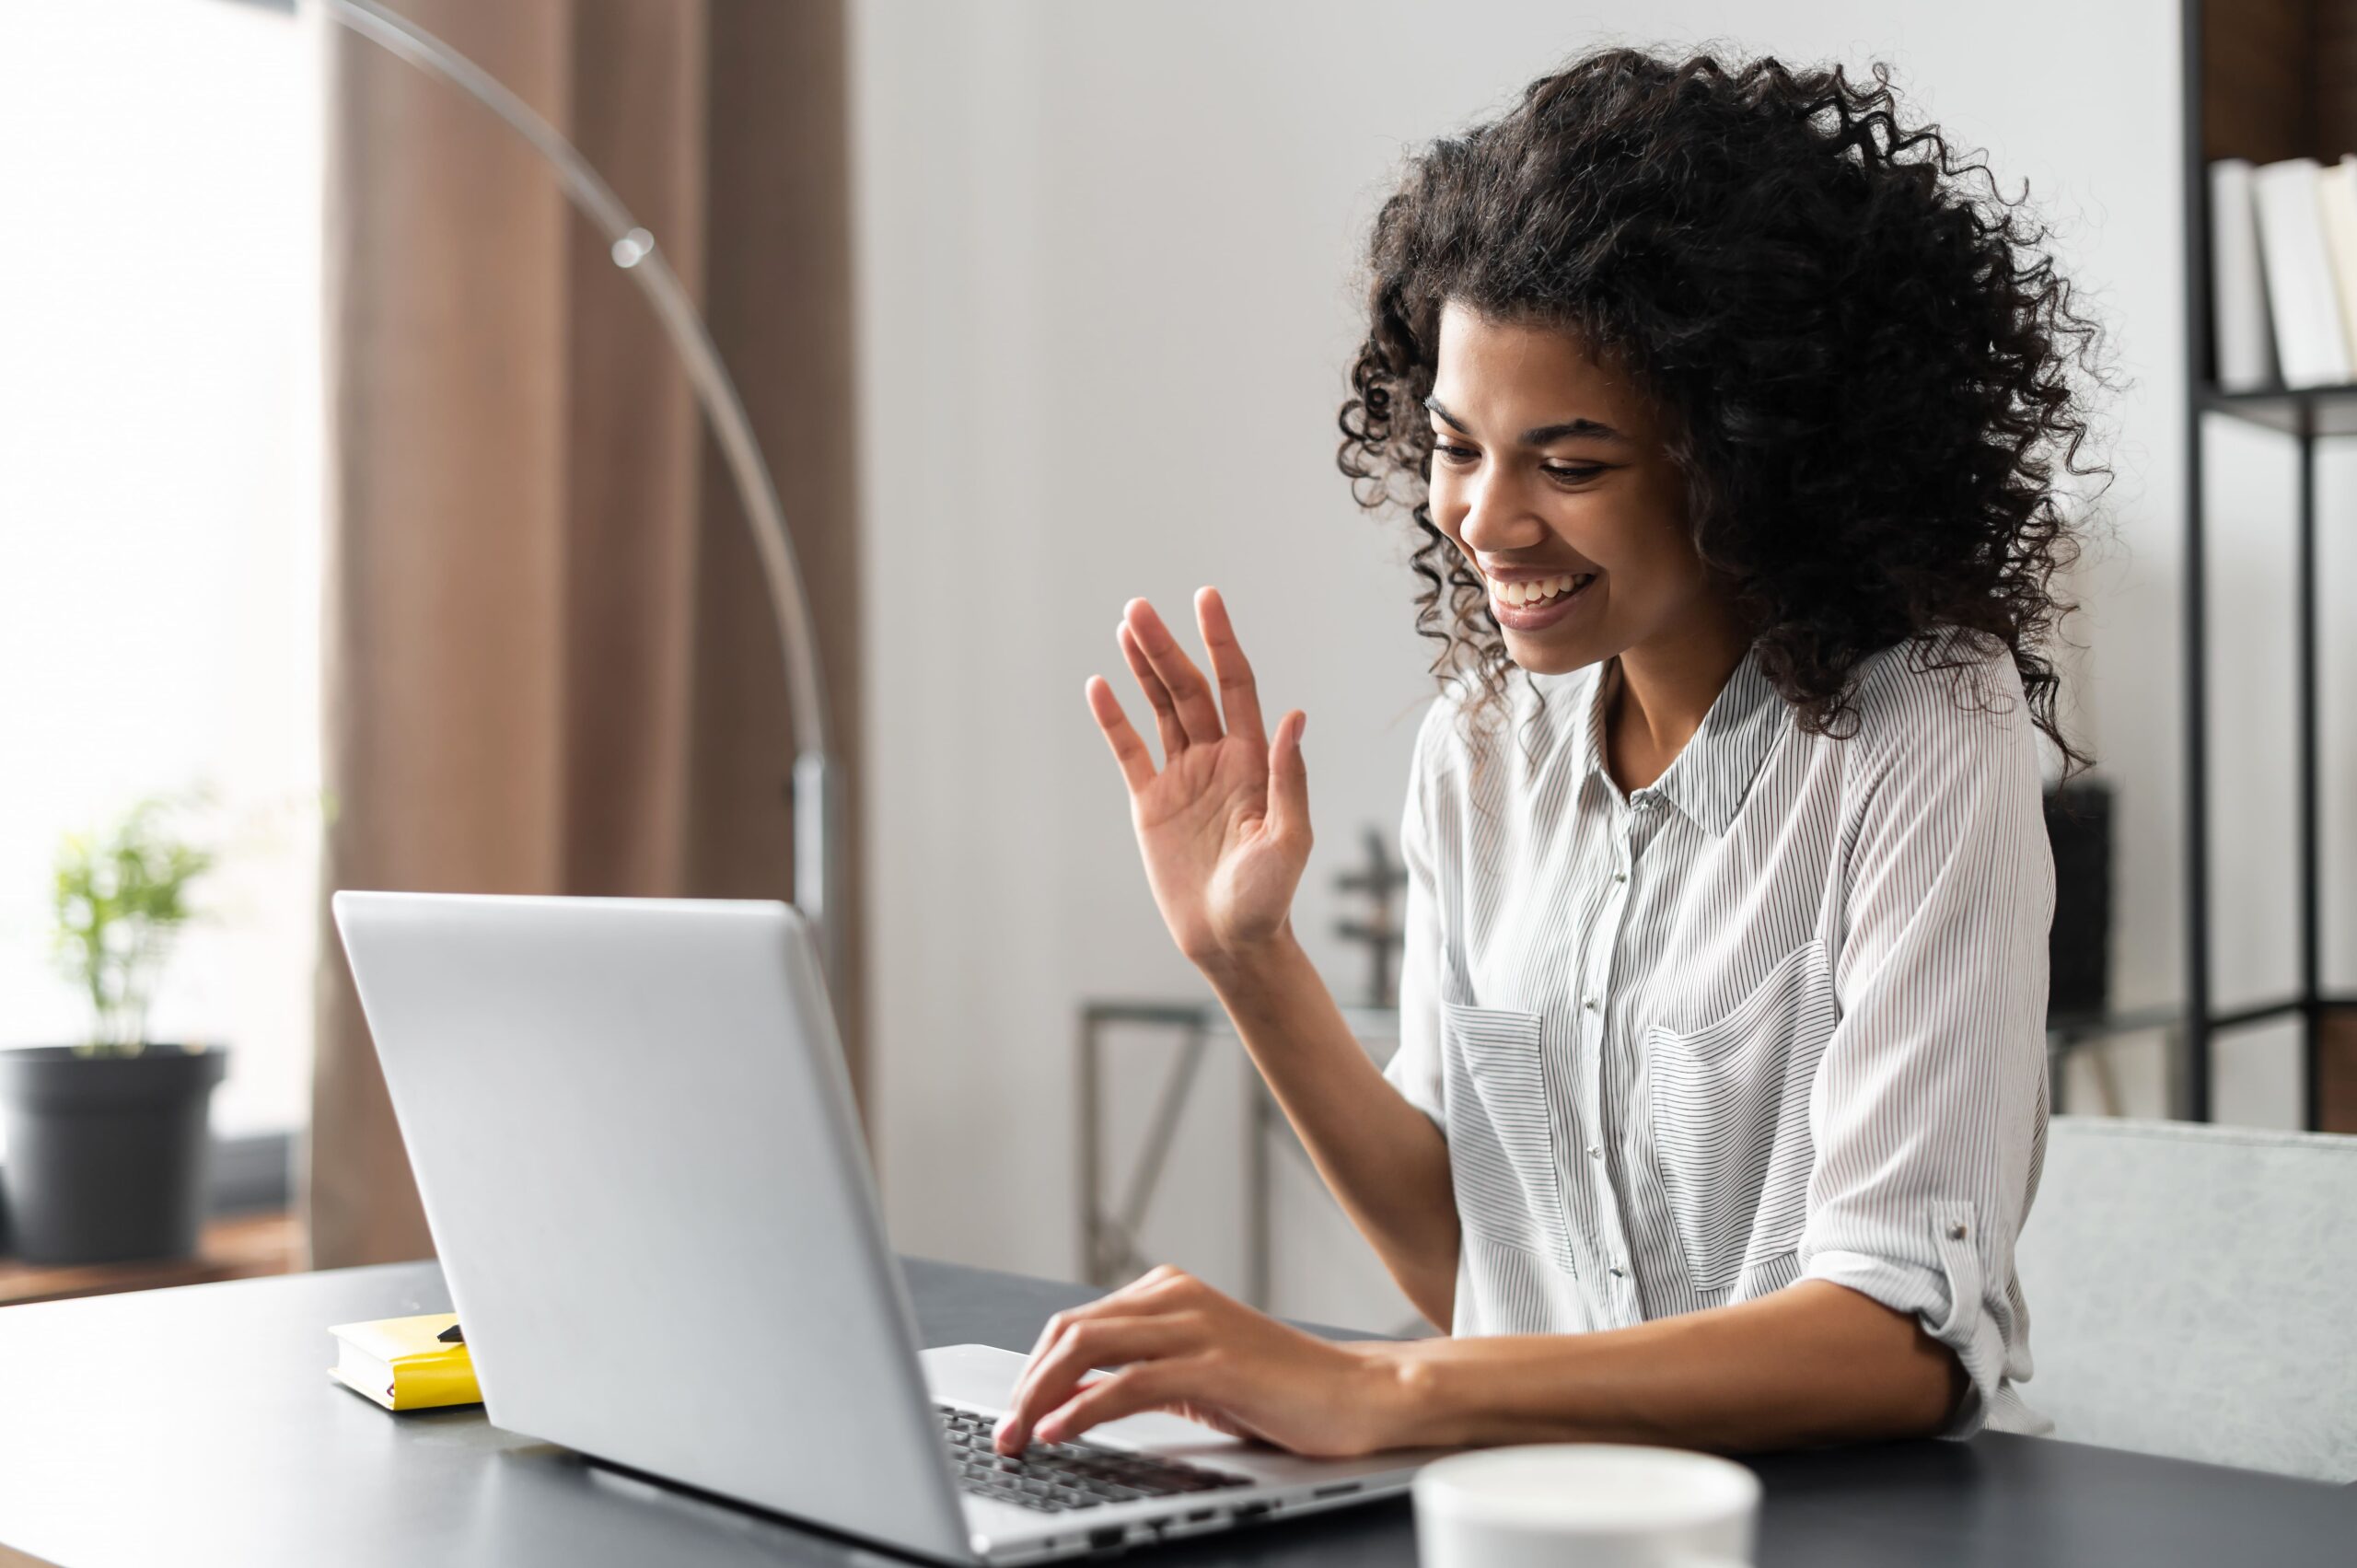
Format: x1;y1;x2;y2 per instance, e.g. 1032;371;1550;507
2014;1114;2357;1481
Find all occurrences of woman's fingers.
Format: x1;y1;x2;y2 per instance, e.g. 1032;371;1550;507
1085;676;1155;794
996;1313;1206;1451
995;1267;1201;1453
1264;710;1310;849
1118;623;1189;764
1194;587;1265;745
1124;599;1224;746
1033;1355;1231;1446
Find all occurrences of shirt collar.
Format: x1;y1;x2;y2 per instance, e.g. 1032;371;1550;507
1573;641;1783;837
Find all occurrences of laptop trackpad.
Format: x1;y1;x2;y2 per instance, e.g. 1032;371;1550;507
920;1343;1238;1454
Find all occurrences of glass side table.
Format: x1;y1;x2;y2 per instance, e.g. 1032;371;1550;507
1075;999;1399;1310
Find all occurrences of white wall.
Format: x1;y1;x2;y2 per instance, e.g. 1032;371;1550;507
852;0;2353;1318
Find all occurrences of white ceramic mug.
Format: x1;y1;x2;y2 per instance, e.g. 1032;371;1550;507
1412;1444;1761;1568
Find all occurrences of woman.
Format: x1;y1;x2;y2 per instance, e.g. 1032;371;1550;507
996;46;2100;1458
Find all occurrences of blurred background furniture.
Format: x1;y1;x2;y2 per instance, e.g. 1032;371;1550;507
0;1211;296;1307
1075;998;1399;1315
2177;0;2357;1130
2014;1114;2357;1481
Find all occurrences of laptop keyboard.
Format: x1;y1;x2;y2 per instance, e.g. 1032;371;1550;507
935;1404;1252;1514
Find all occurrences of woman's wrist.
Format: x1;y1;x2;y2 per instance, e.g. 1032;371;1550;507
1351;1340;1463;1451
1192;922;1306;996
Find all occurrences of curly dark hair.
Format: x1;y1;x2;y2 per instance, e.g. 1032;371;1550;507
1337;46;2107;772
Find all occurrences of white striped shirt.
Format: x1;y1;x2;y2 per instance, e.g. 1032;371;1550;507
1384;632;2052;1438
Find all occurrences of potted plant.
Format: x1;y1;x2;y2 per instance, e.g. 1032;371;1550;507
0;798;229;1264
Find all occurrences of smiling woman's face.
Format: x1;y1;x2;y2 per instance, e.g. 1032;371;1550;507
1426;300;1716;677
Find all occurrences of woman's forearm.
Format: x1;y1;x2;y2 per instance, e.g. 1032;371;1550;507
1363;1280;1966;1452
1201;930;1460;1327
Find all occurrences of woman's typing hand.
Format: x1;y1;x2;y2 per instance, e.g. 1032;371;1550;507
990;1265;1413;1458
1085;589;1311;978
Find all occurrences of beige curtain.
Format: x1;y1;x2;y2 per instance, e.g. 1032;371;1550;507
303;0;860;1270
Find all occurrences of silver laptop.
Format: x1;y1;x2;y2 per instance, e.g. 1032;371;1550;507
331;891;1440;1564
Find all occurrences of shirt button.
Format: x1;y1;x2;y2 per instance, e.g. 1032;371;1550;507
1947;1222;1968;1241
1585;1144;1602;1160
1608;1265;1629;1280
1612;870;1628;884
1582;996;1600;1012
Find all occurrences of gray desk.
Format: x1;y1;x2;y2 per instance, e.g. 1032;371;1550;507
0;1258;2348;1566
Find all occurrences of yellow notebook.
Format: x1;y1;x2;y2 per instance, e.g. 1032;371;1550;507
326;1312;482;1411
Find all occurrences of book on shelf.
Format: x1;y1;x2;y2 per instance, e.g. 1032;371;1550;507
2208;159;2276;391
2315;157;2357;376
2249;157;2353;389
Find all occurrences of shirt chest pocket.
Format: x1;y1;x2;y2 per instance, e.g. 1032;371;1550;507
1643;941;1838;1295
1440;1001;1574;1270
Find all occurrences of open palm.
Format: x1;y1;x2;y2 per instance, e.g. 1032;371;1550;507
1086;589;1310;970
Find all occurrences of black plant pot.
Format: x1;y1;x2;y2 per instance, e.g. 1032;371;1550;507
0;1044;228;1265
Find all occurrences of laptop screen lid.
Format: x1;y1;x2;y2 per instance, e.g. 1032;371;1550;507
331;891;971;1563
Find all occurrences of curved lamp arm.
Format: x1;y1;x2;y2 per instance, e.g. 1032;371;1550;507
303;0;846;1000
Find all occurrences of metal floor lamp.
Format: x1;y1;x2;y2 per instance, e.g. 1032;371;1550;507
225;0;845;1005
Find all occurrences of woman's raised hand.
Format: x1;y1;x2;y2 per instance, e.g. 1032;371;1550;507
1086;588;1310;975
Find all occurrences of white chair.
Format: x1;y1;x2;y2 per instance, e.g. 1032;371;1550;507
2013;1114;2357;1481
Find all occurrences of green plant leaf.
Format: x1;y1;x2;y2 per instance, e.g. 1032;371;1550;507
50;794;218;1052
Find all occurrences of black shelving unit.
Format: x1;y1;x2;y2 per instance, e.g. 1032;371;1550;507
2178;0;2356;1129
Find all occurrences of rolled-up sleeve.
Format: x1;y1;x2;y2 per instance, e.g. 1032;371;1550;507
1382;700;1448;1129
1797;675;2053;1438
